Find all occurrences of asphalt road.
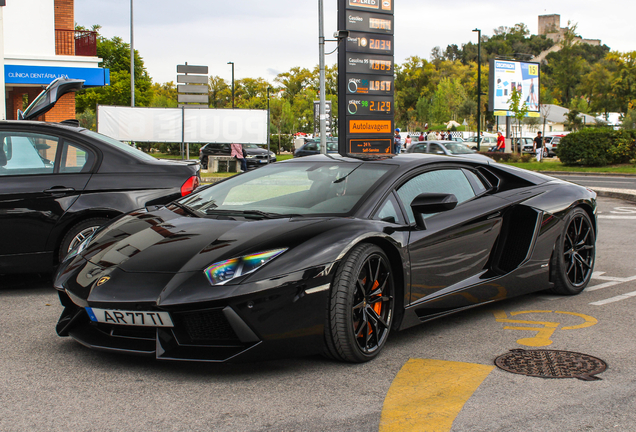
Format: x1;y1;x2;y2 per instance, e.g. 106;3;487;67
1;197;635;431
551;173;636;191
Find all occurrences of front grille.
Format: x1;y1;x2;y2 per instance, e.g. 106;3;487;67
172;308;240;345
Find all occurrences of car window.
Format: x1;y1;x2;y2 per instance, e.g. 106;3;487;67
180;162;392;216
60;141;94;173
429;143;445;154
411;144;426;153
462;169;488;195
373;193;404;224
397;169;476;224
305;143;318;151
0;133;58;175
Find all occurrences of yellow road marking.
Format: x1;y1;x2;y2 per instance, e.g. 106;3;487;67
379;359;494;432
493;310;598;346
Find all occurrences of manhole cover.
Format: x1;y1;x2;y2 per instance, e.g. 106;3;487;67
495;349;607;381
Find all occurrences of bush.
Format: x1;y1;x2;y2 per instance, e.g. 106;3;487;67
558;129;636;166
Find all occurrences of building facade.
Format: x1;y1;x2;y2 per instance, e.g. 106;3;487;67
3;0;109;121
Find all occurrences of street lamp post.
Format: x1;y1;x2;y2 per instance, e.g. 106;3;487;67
267;87;271;163
130;0;135;107
473;28;481;151
318;0;327;154
227;62;235;109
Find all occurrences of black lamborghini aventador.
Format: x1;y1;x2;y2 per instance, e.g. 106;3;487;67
54;153;597;363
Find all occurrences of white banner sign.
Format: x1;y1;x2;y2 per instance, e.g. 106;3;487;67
97;106;267;144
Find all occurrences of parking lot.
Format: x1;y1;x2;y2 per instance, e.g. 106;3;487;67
1;196;635;431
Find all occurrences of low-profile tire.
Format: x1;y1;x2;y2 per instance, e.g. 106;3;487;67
549;208;595;295
323;243;395;363
58;218;109;262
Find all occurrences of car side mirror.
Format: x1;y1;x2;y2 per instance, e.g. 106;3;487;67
410;193;458;228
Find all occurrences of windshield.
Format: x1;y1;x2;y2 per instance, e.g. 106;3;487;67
445;143;474;155
81;130;157;162
179;161;392;216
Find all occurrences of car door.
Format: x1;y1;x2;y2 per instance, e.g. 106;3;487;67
395;166;511;306
0;130;96;272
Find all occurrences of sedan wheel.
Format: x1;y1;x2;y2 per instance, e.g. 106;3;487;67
323;244;394;362
58;218;109;262
550;208;595;295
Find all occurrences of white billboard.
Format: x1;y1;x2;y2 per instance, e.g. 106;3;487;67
489;60;540;114
97;106;268;144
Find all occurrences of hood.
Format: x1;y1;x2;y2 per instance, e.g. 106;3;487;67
79;207;323;274
245;147;272;156
19;77;84;120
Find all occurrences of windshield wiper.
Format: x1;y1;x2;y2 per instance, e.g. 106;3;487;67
171;201;200;217
204;209;300;219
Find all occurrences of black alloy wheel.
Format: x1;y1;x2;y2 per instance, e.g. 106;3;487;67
323;243;395;362
550;208;595;295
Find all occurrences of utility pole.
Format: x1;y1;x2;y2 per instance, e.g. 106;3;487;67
227;62;235;109
473;28;481;151
318;0;327;154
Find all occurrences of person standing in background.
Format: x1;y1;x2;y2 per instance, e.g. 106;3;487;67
533;131;544;162
230;142;247;172
394;129;402;154
496;131;505;152
418;131;425;141
405;134;412;149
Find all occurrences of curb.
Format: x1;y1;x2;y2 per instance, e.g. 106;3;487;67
539;171;636;178
592;187;636;203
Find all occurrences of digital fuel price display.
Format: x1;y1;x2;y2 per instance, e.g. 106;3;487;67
346;32;393;55
346;54;393;75
347;95;393;115
347;74;393;95
345;11;393;35
348;138;393;155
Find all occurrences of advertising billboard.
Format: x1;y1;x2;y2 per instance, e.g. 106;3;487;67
489;59;540;114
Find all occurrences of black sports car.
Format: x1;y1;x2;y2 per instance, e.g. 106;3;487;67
54;154;597;363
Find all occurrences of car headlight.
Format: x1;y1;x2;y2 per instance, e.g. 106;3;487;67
204;248;287;286
246;155;256;159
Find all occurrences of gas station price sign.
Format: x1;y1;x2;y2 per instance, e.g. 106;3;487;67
347;74;393;95
339;0;394;156
345;11;393;34
346;95;393;115
346;54;394;76
346;32;393;55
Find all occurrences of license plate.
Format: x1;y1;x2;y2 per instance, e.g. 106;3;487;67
259;159;266;163
85;307;174;327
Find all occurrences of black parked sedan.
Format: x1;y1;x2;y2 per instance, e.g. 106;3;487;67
199;143;276;168
54;154;596;363
293;138;339;157
0;121;200;274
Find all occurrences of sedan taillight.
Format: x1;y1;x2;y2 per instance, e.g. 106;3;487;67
180;176;200;196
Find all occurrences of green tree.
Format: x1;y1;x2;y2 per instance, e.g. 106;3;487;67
507;87;528;151
75;31;153;113
208;76;231;108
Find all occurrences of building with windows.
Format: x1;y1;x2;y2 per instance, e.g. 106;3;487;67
2;0;109;121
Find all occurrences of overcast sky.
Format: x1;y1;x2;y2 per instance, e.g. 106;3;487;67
76;0;635;85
